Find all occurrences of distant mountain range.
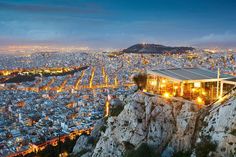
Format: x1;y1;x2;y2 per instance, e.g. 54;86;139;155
123;43;195;54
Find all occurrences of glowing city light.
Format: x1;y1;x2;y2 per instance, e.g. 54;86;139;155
174;86;178;89
163;92;171;98
114;75;118;86
160;84;166;88
89;67;95;88
162;79;166;83
202;90;207;95
150;80;157;86
105;75;108;85
74;70;85;90
143;89;147;92
197;97;204;105
59;152;68;157
105;100;110;117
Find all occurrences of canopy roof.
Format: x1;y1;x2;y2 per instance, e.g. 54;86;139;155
147;68;235;82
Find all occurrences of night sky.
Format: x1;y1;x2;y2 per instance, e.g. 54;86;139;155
0;0;236;49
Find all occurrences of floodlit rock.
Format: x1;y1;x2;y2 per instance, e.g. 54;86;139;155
92;93;147;157
196;96;236;156
72;118;106;156
110;98;123;106
72;135;94;155
131;91;146;104
73;91;236;157
90;118;105;139
90;92;199;157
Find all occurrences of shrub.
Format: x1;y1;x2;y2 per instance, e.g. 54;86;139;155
173;151;191;157
123;141;135;150
87;136;95;145
230;129;236;136
99;125;107;133
77;149;89;156
125;143;156;157
195;135;217;157
110;104;124;117
132;73;147;90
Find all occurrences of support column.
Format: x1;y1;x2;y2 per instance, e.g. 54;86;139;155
216;68;220;98
220;81;223;98
180;82;184;96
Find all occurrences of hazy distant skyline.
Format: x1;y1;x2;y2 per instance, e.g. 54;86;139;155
0;0;236;50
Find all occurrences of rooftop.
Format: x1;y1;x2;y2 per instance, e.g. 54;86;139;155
147;68;235;82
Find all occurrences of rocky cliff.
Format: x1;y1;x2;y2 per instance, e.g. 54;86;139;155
72;91;236;157
194;94;236;157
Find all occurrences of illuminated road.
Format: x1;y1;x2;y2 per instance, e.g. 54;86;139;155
7;128;93;157
1;66;135;93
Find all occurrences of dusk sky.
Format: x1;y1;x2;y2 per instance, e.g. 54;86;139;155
0;0;236;49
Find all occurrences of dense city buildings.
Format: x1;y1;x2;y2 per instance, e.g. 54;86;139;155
0;49;236;156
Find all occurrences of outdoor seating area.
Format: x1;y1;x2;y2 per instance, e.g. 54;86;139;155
142;68;236;105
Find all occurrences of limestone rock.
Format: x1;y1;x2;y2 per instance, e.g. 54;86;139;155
91;92;199;157
196;96;236;156
73;91;236;157
72;135;94;155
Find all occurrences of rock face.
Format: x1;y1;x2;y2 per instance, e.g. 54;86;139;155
71;118;106;157
91;92;200;157
72;91;236;157
195;95;236;157
72;135;94;157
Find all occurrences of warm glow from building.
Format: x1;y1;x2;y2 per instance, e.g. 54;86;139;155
197;97;204;105
29;144;39;153
139;68;235;106
194;82;201;88
191;88;196;92
2;70;11;76
160;84;166;88
163;92;171;98
217;95;225;102
174;86;178;89
59;152;68;157
202;90;206;95
8;128;93;157
150;80;157;86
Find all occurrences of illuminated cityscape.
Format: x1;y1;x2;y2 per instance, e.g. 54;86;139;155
0;0;236;157
0;49;236;156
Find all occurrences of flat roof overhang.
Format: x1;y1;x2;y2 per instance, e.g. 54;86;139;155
222;78;236;85
147;68;236;83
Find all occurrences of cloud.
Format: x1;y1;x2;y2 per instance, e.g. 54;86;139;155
191;32;236;48
0;2;103;14
198;32;236;42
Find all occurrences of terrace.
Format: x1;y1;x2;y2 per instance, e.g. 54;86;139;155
141;68;236;105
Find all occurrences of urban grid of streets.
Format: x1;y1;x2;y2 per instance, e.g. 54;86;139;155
0;48;236;156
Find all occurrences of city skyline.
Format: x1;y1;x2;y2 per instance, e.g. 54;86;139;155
0;0;236;51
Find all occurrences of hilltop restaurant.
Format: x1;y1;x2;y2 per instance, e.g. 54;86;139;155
142;68;236;105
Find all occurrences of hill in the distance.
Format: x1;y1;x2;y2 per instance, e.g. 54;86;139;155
123;43;195;54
